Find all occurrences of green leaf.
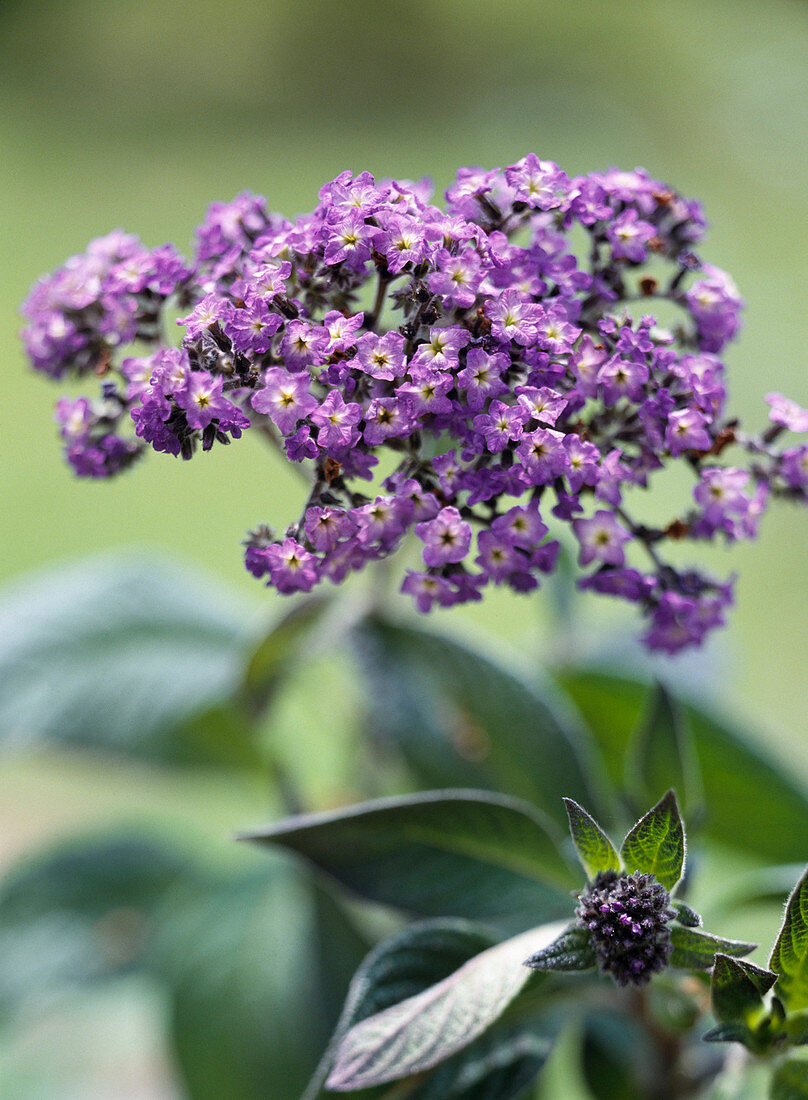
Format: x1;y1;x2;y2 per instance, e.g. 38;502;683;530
669;926;756;970
712;953;776;1025
241;790;577;932
673;901;702;928
326;921;565;1090
620;790;685;892
353;616;605;827
563;798;621;880
302;919;498;1100
625;682;703;817
0;554;254;765
770;1057;808;1099
556;669;808;865
770;867;808;1012
524;923;596;973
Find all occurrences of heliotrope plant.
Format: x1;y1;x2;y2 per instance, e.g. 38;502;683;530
21;156;808;651
241;785;808;1099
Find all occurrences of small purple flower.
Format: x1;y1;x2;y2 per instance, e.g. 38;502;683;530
456;349;509;410
473;400;528;453
686;265;743;353
766;392;808;433
355;331;407;380
262;538;319;594
252;367;318;435
416;507;472;567
608;209;657;263
573;510;632;567
322;310;364;353
401;570;451;612
665;408;711;456
304;506;357;551
485;289;541;346
505;154;570;211
310;391;362;450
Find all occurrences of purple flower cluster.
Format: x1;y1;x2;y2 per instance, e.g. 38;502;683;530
22;156;808;651
576;870;676;987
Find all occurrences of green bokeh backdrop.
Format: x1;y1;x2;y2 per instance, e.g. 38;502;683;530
3;0;807;745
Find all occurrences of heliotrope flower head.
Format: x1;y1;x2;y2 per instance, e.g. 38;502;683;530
576;870;676;986
21;155;808;652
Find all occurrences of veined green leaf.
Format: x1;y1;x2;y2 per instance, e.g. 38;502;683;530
241;790;577;932
770;867;808;1012
563;798;621;880
0;554;254;765
712;953;776;1025
326;922;564;1090
620;790;685;892
669;926;755;970
524;923;596;973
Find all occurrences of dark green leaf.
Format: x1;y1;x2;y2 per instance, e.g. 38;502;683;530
556;669;808;864
563;798;621;880
302;919;497;1100
0;554;253;765
620;790;685;892
770;867;808;1012
354;616;605;826
673;901;702;928
524;923;595;973
669;926;755;970
241;790;577;932
326;922;564;1090
625;682;703;818
771;1057;808;1099
712;953;776;1025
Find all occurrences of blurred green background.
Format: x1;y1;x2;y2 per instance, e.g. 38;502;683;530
2;0;808;1094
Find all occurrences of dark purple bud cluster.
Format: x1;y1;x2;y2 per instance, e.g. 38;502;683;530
22;157;808;651
576;870;676;987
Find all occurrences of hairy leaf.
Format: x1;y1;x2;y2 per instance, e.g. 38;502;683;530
302;919;496;1100
673;901;702;928
669;926;755;970
770;867;808;1012
524;923;595;973
563;798;621;880
620;790;685;892
242;790;577;931
326;922;564;1090
712;953;776;1025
